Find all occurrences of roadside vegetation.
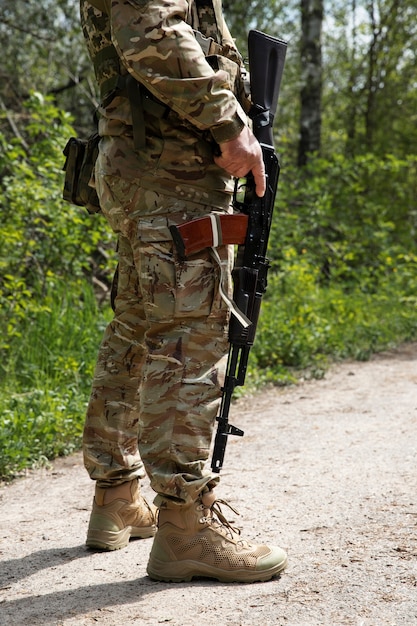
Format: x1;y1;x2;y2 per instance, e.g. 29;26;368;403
1;97;416;479
1;1;417;479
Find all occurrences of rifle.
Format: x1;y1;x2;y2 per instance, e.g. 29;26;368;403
170;30;287;472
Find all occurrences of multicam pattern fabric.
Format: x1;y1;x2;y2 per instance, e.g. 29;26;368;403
80;0;248;204
81;0;246;507
83;182;233;505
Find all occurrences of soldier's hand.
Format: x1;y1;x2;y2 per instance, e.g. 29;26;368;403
214;125;266;197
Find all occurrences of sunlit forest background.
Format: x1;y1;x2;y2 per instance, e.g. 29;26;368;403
1;0;416;478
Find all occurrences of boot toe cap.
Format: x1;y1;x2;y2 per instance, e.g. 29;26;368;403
256;545;288;573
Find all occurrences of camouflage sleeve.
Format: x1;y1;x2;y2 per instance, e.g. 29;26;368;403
110;0;246;143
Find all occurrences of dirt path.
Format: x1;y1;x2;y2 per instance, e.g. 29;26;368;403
1;343;417;626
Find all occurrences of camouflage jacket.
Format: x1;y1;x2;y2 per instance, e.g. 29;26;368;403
80;0;249;207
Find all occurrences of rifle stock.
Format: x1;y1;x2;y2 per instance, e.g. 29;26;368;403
170;213;248;258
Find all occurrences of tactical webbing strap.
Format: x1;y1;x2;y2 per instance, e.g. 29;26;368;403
88;4;167;151
125;75;168;150
93;45;122;98
88;0;109;14
101;72;168;151
193;30;223;56
194;0;221;43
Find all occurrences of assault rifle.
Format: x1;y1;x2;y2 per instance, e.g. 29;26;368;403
170;30;287;473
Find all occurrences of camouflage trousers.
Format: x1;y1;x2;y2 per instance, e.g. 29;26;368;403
83;174;233;508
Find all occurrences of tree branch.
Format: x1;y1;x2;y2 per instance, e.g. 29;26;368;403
0;97;29;150
0;17;55;42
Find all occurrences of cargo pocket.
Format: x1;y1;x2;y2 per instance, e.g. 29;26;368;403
136;218;174;322
174;248;216;319
138;217;217;323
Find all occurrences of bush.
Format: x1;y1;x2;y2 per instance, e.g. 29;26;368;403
0;281;110;479
246;153;417;385
0;92;114;364
2;102;417;479
270;153;417;288
0;94;114;479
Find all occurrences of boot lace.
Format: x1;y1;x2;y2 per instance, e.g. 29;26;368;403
200;498;251;548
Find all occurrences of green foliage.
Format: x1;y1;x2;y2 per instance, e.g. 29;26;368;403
0;1;96;136
0;93;115;480
322;1;417;159
0;29;417;478
0;281;111;479
251;258;417;384
2;129;417;478
0;92;114;362
269;153;417;289
245;153;417;386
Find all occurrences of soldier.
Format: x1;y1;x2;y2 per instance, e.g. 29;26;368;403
80;0;287;582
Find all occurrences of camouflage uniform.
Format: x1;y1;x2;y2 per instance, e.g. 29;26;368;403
81;0;248;508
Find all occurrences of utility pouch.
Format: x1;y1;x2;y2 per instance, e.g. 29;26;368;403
62;133;101;214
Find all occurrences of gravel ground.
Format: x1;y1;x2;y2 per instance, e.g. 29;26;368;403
1;342;416;625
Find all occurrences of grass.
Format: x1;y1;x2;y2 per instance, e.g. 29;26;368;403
1;262;417;480
0;281;111;479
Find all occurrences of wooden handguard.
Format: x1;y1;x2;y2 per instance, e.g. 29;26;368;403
170;213;249;258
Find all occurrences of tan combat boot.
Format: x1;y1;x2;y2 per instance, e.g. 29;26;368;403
86;479;156;551
146;491;287;583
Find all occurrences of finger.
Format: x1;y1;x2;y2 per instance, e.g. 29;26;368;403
252;163;266;197
214;154;242;179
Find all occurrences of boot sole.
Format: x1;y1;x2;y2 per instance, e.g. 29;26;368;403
147;555;288;583
86;525;156;551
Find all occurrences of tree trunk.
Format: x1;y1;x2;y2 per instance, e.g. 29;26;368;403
298;0;323;166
